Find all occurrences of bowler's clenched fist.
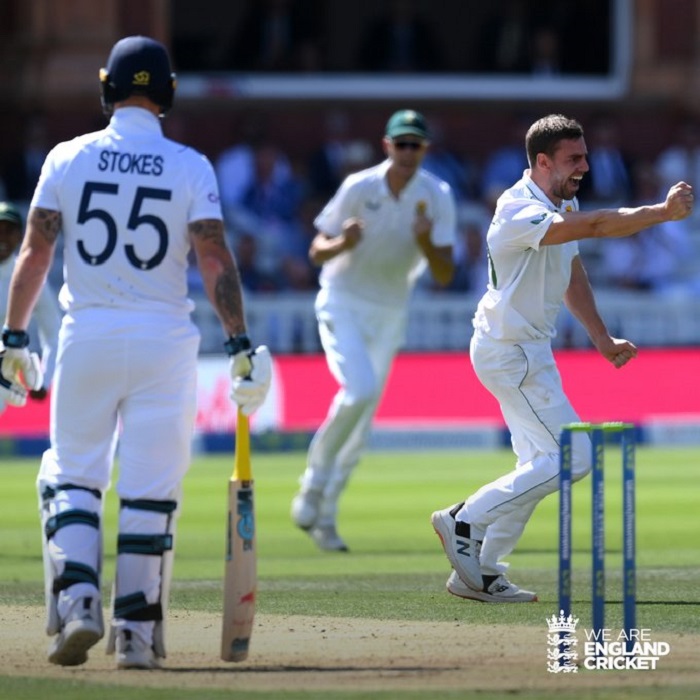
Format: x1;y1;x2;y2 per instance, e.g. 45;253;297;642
665;181;694;221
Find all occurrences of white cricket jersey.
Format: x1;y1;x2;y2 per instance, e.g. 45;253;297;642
473;171;579;341
31;107;222;317
314;159;456;307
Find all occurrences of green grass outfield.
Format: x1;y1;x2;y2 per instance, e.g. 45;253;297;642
1;446;699;698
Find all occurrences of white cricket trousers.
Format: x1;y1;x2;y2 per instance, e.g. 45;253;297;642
464;332;592;576
39;309;200;495
301;292;406;524
38;308;200;636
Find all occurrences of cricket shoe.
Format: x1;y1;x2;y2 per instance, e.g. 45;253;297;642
446;570;538;603
48;595;103;666
116;629;161;670
431;503;483;591
291;488;323;530
308;524;349;552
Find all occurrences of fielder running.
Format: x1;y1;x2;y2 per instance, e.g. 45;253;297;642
291;110;457;551
432;114;693;602
1;36;271;669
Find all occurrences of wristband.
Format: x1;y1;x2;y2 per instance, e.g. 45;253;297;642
2;326;30;349
224;333;252;357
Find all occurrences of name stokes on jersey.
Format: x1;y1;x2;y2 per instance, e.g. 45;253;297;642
98;150;164;176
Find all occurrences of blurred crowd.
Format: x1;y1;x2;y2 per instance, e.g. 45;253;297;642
3;109;700;303
4;2;694;304
200;109;700;301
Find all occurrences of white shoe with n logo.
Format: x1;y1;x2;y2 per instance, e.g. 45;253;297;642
431;504;483;590
446;570;538;602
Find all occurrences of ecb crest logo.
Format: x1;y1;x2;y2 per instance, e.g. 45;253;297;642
546;610;579;673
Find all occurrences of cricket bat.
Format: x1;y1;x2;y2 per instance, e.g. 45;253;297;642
221;407;256;662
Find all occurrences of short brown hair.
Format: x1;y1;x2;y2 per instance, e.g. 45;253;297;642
525;114;584;167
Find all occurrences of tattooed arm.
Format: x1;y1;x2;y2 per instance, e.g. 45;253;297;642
5;207;60;331
188;218;248;337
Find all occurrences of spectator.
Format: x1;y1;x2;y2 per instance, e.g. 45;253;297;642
455;203;490;294
357;0;444;72
279;193;326;291
421;116;479;204
600;161;694;294
231;141;306;277
654;115;700;225
338;139;375;178
578;114;633;208
280;255;318;291
215;113;291;224
480;115;530;211
234;234;280;293
307;110;354;199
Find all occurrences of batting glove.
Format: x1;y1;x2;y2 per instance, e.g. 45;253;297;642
0;328;43;392
0;354;30;407
225;334;272;416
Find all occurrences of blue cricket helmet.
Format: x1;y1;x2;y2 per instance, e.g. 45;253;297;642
99;35;176;115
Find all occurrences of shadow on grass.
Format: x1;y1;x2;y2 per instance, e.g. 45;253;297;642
164;664;461;674
637;600;700;606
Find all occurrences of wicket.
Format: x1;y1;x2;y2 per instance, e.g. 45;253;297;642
559;422;636;652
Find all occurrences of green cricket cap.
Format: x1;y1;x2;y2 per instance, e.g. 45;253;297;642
0;202;22;227
385;110;430;140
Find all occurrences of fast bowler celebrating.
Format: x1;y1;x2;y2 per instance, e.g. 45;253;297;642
432;114;694;603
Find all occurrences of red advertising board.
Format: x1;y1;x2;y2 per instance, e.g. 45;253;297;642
2;348;698;437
